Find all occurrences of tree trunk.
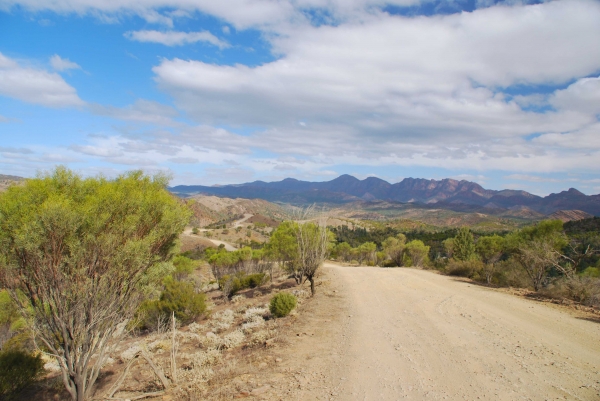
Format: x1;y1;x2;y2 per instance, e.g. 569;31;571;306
308;275;315;296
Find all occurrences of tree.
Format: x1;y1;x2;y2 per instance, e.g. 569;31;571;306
357;242;377;265
506;220;568;291
405;240;430;267
267;221;300;283
442;238;455;258
333;242;352;262
382;234;406;266
453;228;476;261
293;218;332;296
0;167;190;401
476;235;504;284
172;255;195;281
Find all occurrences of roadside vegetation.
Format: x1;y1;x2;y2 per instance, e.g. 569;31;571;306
331;219;600;308
0;167;597;400
0;168;331;400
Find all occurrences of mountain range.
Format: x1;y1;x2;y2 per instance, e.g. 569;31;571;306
170;175;600;216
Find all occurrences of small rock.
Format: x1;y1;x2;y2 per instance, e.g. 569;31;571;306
259;362;267;368
275;358;283;363
119;345;141;362
251;385;271;395
44;361;61;373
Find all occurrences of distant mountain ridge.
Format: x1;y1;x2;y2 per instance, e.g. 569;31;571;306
170;175;600;216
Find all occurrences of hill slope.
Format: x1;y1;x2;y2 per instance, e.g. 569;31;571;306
171;175;600;216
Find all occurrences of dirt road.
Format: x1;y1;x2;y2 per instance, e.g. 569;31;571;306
280;264;600;401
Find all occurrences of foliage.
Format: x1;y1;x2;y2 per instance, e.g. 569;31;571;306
0;290;30;352
267;221;298;268
144;278;207;327
442;238;455;258
0;349;45;399
218;273;267;297
581;267;600;278
0;167;190;401
476;235;505;284
446;259;483;278
269;292;297;318
294;220;333;295
268;219;332;293
540;276;600;307
357;242;377;265
172;255;195;280
453;228;476;261
331;242;352;262
506;220;568;290
382;234;406;266
404;240;430;267
492;258;531;288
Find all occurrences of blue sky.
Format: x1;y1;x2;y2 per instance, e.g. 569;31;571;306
0;0;599;196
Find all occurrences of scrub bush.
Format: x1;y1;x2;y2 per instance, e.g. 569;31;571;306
0;349;44;399
269;292;297;318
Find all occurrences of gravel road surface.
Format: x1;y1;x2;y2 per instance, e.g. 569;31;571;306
286;264;600;401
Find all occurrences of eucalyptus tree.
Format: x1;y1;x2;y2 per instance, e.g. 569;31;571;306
0;167;190;401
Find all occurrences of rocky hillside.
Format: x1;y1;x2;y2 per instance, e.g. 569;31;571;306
546;210;593;222
171;175;600;216
187;195;291;227
0;174;24;192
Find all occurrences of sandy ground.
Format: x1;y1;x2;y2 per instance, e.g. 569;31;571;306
269;263;600;401
234;213;254;228
182;226;239;251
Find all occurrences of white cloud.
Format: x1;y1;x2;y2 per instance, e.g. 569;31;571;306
145;1;600;174
89;99;180;126
4;0;600;182
0;146;33;154
549;77;600;115
168;157;199;164
0;0;299;29
49;54;80;71
0;52;84;107
124;30;229;48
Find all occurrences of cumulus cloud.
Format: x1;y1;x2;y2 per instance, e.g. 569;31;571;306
124;30;229;48
5;0;600;181
0;52;84;107
146;1;600;174
49;54;81;71
549;77;600;115
0;0;298;29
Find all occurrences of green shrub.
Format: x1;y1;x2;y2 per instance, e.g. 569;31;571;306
159;279;207;323
243;273;267;288
446;259;482;278
218;272;266;297
172;255;195;280
541;276;600;307
0;349;44;399
581;267;600;278
269;292;297;318
493;258;531;288
138;279;207;329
